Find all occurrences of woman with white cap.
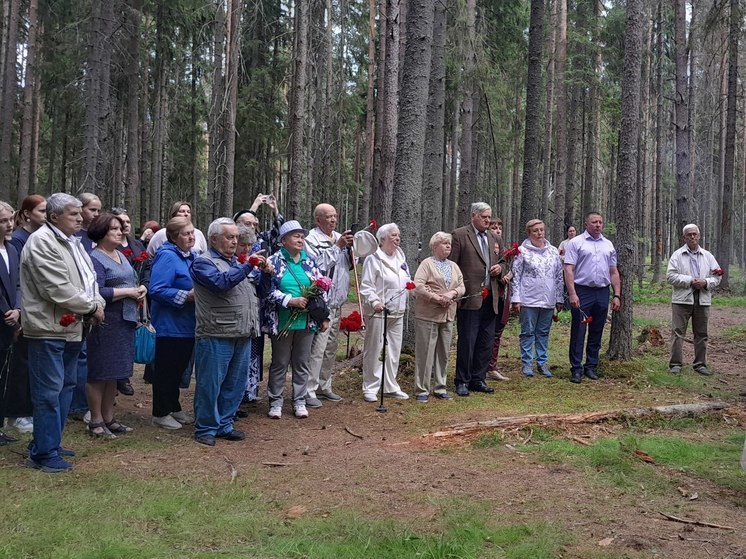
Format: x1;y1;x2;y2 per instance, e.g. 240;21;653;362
264;220;330;419
359;223;412;402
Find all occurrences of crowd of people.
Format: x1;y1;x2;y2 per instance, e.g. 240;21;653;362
0;193;722;472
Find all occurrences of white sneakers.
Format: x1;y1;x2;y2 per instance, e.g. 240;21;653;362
487;370;510;381
294;404;309;419
267;404;308;418
363;393;377;402
170;411;194;424
386;390;409;400
4;417;33;434
152;414;183;430
268;405;282;419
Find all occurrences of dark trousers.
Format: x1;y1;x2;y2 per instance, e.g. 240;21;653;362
0;335;32;418
152;337;195;417
455;291;496;387
569;285;609;373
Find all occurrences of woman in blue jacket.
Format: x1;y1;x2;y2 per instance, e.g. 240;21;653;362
149;217;196;430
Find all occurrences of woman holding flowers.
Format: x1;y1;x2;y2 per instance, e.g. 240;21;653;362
510;219;564;378
359;223;412;402
264;221;330;419
86;213;147;437
412;232;465;402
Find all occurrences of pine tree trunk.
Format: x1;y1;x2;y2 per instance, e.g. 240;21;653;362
609;0;643;361
288;0;309;221
207;0;226;220
456;0;477;227
360;0;377;224
520;0;544;227
718;0;738;289
552;0;568;242
17;0;38;203
420;0;446;256
542;0;556;219
221;0;241;217
125;0;142;215
0;0;20;200
673;0;691;233
651;0;664;283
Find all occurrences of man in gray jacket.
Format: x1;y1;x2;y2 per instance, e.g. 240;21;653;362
190;218;273;446
21;193;105;472
667;223;721;376
303;204;353;407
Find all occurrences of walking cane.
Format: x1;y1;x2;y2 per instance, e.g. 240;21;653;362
377;306;388;413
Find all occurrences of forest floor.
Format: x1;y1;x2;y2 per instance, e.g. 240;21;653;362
2;301;745;558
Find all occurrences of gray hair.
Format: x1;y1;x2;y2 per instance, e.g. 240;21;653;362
429;231;452;249
376;222;399;242
47;193;81;218
207;217;236;238
237;224;257;245
470;202;491;216
682;223;700;236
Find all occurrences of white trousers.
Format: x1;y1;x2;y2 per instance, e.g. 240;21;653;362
362;313;403;396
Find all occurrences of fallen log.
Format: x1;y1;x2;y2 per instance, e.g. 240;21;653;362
425;402;731;439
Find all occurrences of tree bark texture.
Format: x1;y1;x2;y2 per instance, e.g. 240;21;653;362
520;0;544;228
0;0;19;200
17;0;38;203
288;0;310;221
609;0;643;361
673;0;691;234
552;0;568;243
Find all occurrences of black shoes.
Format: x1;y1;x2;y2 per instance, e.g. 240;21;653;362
570;371;582;384
195;435;216;446
117;380;135;396
455;384;470;397
216;429;246;441
469;381;494;394
584;369;599;380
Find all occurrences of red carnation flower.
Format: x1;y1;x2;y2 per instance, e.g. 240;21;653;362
121;248;134;258
59;313;78;327
405;281;416;291
132;252;150;263
340;310;363;332
237;252;247;264
580;315;593;325
711;268;724;276
552;314;559;322
481;287;489;300
249;255;263;267
369;219;378;232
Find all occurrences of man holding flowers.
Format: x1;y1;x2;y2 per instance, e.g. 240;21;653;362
21;193;105;472
304;203;353;407
666;223;721;376
190;218;273;446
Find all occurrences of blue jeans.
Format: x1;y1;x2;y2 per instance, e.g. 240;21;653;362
569;285;610;373
28;339;82;460
519;307;554;368
69;341;89;414
194;337;251;438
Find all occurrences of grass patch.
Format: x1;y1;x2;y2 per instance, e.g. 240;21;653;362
0;471;568;559
723;325;746;340
522;428;746;496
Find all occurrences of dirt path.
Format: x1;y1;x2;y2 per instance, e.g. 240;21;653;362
30;302;746;557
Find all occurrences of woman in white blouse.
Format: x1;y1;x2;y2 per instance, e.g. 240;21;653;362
359;223;411;402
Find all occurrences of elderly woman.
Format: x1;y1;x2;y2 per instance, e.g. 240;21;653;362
236;225;264;404
148;217;197;429
360;223;411;402
85;213;147;437
264;220;329;419
510;219;564;378
413;232;465;402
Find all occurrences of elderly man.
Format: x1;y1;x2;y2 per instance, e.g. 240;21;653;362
302;204;353;407
563;211;621;384
450;202;504;397
190;217;272;446
21;193;105;472
667;224;721;375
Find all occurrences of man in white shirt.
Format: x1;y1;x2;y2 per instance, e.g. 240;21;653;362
303;204;353;407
